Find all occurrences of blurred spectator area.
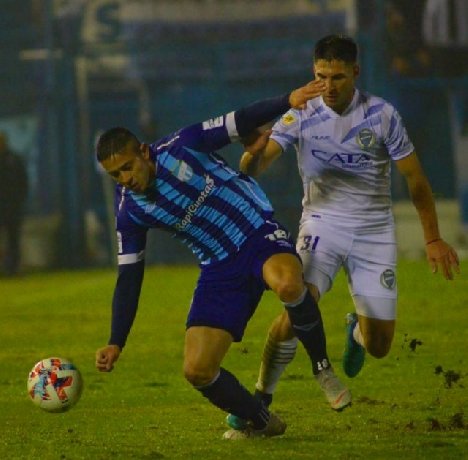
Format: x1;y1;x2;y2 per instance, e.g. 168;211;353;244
0;0;466;268
384;0;468;78
0;0;41;116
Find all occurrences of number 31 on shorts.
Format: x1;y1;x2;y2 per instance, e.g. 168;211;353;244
299;235;320;252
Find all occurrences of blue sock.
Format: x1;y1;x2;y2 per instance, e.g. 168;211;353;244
196;368;269;429
284;289;329;375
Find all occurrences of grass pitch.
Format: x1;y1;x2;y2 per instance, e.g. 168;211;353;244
1;260;466;459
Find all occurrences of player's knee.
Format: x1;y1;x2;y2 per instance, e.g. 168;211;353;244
273;278;304;304
365;335;392;358
183;362;218;387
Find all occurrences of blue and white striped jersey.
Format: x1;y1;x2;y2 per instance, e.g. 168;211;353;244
114;114;274;266
271;89;414;228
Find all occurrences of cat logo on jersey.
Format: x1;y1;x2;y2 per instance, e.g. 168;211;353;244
174;161;193;182
380;269;396;290
281;113;297;126
356;128;376;150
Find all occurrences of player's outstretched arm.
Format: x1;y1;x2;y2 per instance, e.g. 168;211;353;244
193;79;325;156
396;152;460;280
239;79;325;177
234;79;325;139
96;344;121;372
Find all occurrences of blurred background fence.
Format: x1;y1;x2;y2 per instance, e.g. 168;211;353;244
1;0;467;269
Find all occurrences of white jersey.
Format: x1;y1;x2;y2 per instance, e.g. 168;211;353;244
271;89;414;229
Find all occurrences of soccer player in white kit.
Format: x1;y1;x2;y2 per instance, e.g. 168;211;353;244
227;34;460;429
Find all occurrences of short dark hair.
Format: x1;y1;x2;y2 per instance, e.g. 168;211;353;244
96;127;140;162
314;34;358;64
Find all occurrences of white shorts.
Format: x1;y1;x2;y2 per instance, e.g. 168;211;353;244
296;216;397;320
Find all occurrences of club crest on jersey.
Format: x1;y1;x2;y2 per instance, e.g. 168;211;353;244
380;269;396;289
174;161;193;182
356;128;376;150
281;113;296;125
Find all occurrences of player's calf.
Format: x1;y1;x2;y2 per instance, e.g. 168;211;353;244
284;288;329;375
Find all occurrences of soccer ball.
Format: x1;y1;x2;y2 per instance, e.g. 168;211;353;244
27;357;83;412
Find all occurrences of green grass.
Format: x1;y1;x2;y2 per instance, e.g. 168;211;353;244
1;260;467;459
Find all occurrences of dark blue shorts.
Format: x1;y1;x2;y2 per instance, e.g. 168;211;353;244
186;219;298;341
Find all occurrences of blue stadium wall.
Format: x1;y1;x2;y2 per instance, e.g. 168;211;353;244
0;1;464;267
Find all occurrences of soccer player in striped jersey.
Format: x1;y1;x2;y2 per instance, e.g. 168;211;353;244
94;80;351;439
227;34;460;430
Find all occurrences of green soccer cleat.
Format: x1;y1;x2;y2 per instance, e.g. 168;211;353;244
343;313;366;378
226;413;248;431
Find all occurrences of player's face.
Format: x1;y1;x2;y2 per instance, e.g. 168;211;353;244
313;59;359;114
101;143;156;193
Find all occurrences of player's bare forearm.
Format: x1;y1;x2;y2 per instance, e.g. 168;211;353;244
397;152;441;242
407;175;440;242
240;129;271;176
407;175;460;279
240;136;282;177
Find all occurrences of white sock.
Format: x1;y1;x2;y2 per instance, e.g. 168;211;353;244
353;322;365;348
255;335;299;394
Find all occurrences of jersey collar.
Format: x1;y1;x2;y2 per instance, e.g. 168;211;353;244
319;89;360;118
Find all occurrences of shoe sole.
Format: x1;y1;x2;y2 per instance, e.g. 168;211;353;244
330;388;352;411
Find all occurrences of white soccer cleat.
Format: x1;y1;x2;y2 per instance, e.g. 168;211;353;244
222;412;286;440
315;367;351;411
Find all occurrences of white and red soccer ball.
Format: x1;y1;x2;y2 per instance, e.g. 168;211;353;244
27;357;83;412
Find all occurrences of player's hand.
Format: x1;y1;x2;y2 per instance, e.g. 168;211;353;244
425;239;460;280
241;129;272;156
289;80;326;109
95;344;121;372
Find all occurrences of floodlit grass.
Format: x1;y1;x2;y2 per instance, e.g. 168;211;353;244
1;260;466;459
